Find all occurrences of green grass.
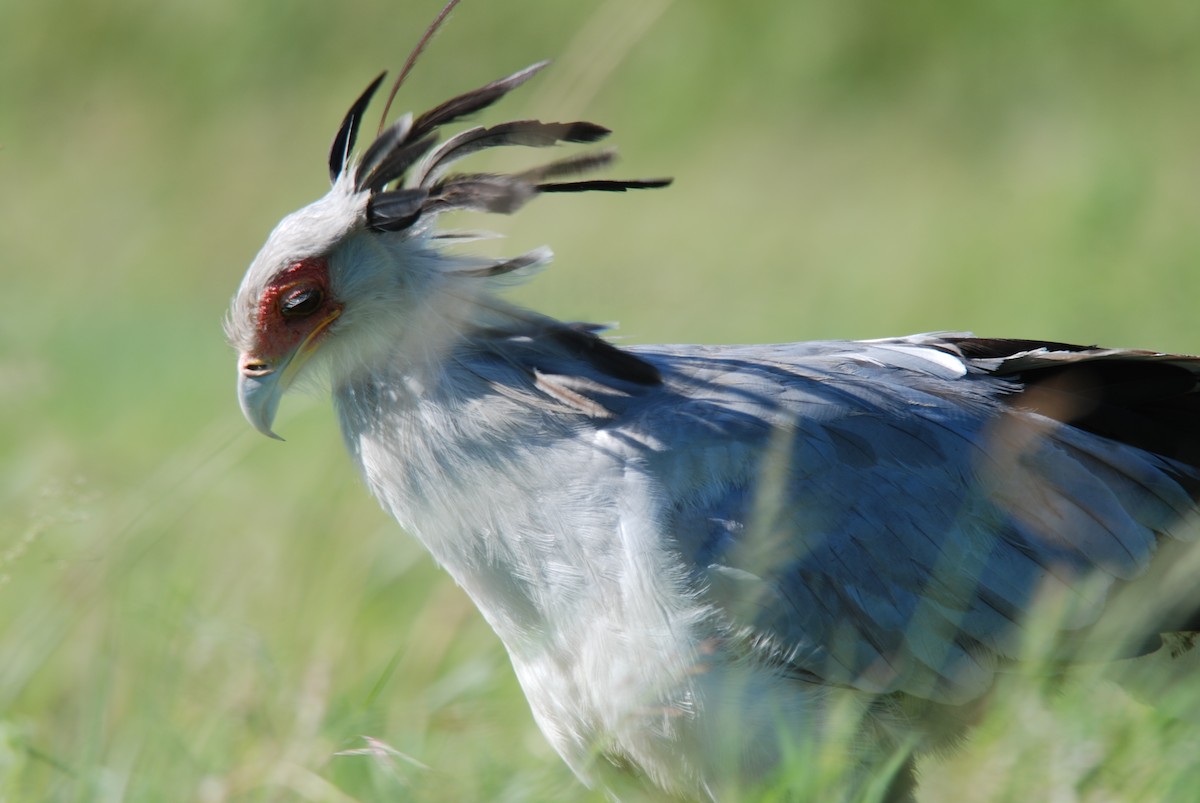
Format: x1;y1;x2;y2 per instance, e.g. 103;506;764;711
4;0;1200;799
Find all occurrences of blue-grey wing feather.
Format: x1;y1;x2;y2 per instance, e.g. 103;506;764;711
606;335;1199;704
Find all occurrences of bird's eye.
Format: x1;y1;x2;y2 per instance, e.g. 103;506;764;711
280;287;323;318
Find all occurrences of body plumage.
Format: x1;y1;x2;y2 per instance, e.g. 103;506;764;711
227;16;1200;799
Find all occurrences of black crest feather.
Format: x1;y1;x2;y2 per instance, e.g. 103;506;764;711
355;115;413;189
359;133;439;195
415;120;610;186
330;72;386;184
448;248;550;279
538;178;674;193
327;59;671;234
423;174;538;216
366;188;430;232
410;61;550;140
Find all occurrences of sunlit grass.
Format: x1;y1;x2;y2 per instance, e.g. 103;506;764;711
4;0;1200;799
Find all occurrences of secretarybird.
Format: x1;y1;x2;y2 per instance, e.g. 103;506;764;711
226;6;1200;801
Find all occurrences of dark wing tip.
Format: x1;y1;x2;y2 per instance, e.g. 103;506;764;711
952;336;1200;470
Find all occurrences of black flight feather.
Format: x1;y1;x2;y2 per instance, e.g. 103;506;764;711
946;336;1200;470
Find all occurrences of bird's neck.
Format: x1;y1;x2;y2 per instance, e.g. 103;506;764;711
331;309;682;634
333;331;720;777
332;318;593;615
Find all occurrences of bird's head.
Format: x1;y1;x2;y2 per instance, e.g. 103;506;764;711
226;61;670;439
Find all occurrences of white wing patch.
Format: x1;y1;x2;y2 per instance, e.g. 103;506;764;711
860;343;968;379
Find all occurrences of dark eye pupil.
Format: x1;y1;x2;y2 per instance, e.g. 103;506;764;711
281;288;322;318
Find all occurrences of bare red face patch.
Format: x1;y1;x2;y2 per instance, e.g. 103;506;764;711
251;257;341;360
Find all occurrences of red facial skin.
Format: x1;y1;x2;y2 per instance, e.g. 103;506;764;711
246;257;342;367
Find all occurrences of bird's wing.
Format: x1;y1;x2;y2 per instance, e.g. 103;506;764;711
620;334;1200;704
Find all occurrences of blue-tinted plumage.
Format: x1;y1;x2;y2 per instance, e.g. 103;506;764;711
228;41;1200;800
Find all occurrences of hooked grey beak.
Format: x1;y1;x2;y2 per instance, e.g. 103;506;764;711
236;308;340;440
237;356;287;440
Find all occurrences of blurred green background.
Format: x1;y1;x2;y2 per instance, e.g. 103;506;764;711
3;0;1200;800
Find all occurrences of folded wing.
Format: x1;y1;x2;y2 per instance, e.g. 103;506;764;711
632;335;1200;704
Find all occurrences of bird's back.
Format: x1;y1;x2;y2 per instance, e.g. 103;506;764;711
628;335;1200;700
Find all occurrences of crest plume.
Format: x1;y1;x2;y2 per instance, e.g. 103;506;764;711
320;0;670;235
328;72;386;183
376;0;464;136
